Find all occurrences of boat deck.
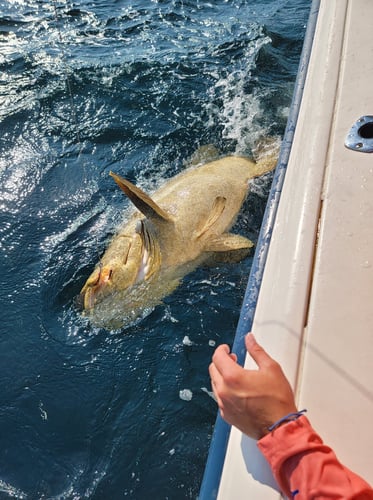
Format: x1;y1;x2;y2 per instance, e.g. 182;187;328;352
216;0;373;497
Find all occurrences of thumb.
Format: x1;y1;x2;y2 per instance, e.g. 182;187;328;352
245;333;274;369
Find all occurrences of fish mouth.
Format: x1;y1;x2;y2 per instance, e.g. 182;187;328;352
82;286;95;310
79;223;162;315
80;265;113;310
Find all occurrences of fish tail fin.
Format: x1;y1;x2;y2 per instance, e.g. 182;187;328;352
252;136;281;176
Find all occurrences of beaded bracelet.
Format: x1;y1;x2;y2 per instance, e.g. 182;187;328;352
268;409;307;432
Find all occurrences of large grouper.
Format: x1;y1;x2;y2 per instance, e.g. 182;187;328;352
80;142;278;328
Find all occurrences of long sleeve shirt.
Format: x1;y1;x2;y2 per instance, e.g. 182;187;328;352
257;416;373;499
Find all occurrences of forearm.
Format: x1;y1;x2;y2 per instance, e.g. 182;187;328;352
258;416;373;499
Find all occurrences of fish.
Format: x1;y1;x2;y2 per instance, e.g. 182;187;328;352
80;141;278;328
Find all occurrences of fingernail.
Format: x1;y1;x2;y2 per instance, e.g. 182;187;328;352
246;333;257;347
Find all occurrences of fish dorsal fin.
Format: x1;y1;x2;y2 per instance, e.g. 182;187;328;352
110;171;173;222
194;196;226;239
187;144;220;166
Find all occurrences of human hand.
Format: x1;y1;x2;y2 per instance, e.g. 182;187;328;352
209;333;297;440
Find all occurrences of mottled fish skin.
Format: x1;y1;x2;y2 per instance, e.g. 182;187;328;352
80;144;278;328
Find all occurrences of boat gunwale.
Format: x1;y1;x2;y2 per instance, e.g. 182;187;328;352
198;1;322;497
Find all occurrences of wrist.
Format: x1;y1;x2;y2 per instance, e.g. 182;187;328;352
267;409;307;433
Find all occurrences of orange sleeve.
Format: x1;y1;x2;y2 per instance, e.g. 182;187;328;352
257;416;373;499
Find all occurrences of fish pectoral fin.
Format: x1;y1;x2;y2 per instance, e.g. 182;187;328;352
203;233;254;264
194;196;226;239
204;233;254;252
136;219;162;281
110;171;173;223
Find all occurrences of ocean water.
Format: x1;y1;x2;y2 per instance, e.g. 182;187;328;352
0;1;310;498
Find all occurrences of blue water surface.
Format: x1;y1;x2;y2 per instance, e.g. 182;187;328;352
0;1;309;498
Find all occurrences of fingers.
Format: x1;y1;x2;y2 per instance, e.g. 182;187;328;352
209;362;221;390
209;361;224;407
211;336;275;381
245;333;275;369
229;353;238;363
211;344;242;381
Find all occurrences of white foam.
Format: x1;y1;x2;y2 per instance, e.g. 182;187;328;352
179;389;193;401
182;335;194;346
0;480;27;499
204;32;272;155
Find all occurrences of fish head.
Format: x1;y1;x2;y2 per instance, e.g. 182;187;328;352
80;219;162;315
80;232;144;311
